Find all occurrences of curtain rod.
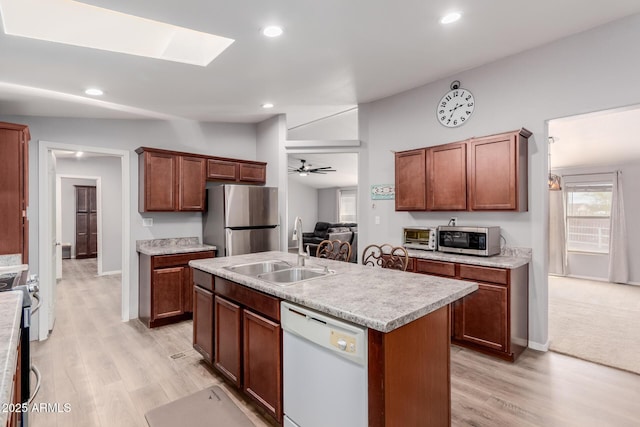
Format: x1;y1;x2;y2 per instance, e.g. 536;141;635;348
561;171;620;177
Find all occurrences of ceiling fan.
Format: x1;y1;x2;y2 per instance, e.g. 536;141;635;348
288;159;336;176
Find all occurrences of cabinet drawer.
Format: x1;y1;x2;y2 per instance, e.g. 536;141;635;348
215;277;280;322
193;269;214;292
459;264;508;285
152;250;215;268
415;259;456;277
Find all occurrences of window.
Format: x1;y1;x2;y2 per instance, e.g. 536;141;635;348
565;182;613;253
338;189;357;223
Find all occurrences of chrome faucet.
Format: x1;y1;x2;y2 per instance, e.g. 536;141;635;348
292;216;310;266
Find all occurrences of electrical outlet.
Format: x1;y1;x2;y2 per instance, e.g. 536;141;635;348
375;216;381;225
450;217;457;226
142;218;153;227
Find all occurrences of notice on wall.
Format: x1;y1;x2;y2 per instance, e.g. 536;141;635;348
371;184;395;200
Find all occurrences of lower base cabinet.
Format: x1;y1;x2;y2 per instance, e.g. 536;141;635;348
413;258;528;361
139;251;214;328
193;271;283;423
243;310;282;420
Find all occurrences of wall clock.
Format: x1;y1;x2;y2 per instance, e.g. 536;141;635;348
436;80;475;128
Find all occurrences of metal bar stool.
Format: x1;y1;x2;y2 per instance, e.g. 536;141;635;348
361;244;409;271
316;239;352;262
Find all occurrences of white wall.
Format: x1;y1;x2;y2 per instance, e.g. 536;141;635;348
257;115;289;251
0;116;258;321
357;13;640;348
58;155;123;273
555;162;640;283
60;177;95;258
286;179;318;248
317;188;338;223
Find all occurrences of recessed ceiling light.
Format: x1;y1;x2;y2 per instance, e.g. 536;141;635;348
262;26;284;38
75;151;83;157
0;0;234;66
262;103;275;109
85;88;103;96
440;12;462;24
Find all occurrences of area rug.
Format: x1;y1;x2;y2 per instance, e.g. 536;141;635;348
548;276;640;375
145;385;256;427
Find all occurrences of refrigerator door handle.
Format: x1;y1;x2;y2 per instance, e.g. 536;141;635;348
226;228;233;257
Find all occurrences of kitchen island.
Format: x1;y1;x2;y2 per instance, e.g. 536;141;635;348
190;251;477;426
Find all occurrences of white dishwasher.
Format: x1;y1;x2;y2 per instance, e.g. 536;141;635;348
281;302;368;427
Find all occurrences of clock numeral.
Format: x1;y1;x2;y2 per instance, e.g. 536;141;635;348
453;119;458;125
441;102;446;107
466;110;472;115
461;117;466;122
453;90;459;97
441;116;446;121
465;95;472;101
445;95;452;101
467;102;474;107
439;110;444;114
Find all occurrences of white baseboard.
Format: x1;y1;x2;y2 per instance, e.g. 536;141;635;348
528;340;549;352
564;274;640;286
100;270;122;276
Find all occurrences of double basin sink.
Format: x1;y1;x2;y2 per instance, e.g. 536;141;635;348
224;260;334;286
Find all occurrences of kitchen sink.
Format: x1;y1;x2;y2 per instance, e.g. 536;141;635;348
257;266;334;285
224;260;292;276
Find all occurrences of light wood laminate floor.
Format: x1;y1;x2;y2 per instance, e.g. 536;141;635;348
31;259;640;426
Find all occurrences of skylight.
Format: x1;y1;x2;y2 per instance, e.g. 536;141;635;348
0;0;234;67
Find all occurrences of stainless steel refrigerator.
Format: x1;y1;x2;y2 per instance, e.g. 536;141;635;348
203;185;280;256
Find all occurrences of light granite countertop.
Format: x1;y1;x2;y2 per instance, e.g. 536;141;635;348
407;247;531;269
136;237;216;256
0;291;23;427
190;251;478;333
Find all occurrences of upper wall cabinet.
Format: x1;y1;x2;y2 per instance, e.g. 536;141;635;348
427;141;467;211
395;148;426;211
468;128;531;212
137;147;266;213
206;158;266;184
395;128;531;212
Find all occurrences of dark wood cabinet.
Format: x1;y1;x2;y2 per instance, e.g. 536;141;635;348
214;295;243;387
193;270;283;423
238;163;266;183
394;128;530;212
138;149;177;212
243;309;282;421
138;147;267;212
75;185;97;259
412;258;528;361
207;158;238;181
178;156;206;211
138;250;214;328
395;149;426;211
468;128;531;211
427;142;467;210
0;122;30;263
193;285;214;364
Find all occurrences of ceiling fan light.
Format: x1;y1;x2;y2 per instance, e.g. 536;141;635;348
299;172;308;177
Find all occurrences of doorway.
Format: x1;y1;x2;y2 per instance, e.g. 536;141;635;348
286;152;359;259
38;141;131;341
547;105;640;374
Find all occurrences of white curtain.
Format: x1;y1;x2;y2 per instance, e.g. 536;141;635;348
608;171;629;283
549;189;567;275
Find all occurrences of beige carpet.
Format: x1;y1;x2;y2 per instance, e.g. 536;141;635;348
549;276;640;374
145;386;256;427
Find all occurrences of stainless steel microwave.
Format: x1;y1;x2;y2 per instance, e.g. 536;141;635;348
438;226;501;257
403;227;437;251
